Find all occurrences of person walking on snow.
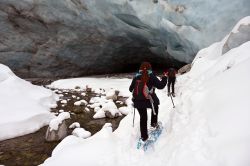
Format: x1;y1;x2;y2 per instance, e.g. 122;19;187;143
165;66;177;97
129;62;167;142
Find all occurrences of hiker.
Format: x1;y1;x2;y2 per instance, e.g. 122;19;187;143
129;62;167;142
165;67;177;97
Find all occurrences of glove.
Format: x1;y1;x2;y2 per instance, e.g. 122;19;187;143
135;72;141;77
163;71;168;77
147;70;153;75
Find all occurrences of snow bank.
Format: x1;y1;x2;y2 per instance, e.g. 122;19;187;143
42;17;250;166
0;64;58;141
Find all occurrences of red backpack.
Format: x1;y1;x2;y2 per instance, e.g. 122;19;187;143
133;80;150;100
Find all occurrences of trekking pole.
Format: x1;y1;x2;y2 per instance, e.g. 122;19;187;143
170;93;175;108
149;95;156;115
133;107;135;127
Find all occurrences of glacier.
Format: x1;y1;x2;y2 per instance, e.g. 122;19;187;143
0;0;249;77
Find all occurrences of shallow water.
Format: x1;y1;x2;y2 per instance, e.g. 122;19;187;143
0;84;127;166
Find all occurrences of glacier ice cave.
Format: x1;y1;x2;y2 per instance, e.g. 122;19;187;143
0;0;249;77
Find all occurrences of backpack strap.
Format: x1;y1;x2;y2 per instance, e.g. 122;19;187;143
143;83;149;98
135;80;141;96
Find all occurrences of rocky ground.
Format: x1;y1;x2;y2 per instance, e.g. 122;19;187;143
0;81;128;166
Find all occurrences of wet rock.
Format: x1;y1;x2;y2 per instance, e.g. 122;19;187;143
45;120;67;142
106;90;119;101
105;111;120;119
69;122;80;129
71;107;84;114
74;86;81;89
85;86;92;93
72;128;91;139
74;100;88;106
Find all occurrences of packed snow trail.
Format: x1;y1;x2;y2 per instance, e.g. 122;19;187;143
137;121;164;151
42;17;250;166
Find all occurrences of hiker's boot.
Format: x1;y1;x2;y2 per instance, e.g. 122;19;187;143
141;136;148;143
172;92;175;97
150;123;159;130
167;92;171;96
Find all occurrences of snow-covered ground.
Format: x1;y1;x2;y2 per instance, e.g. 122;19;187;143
41;17;250;166
49;77;132;97
49;77;133;119
0;64;58;141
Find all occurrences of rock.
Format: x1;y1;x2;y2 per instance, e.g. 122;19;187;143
106;90;119;101
60;100;67;104
93;109;106;119
85;107;90;112
178;64;192;74
116;101;124;105
45;112;70;141
72;128;91;139
74;100;88;106
105;111;120;119
86;88;92;92
94;106;101;112
222;23;250;54
45;120;67;142
69;122;80;129
59;109;64;113
153;0;158;4
74;86;81;89
71;107;84;114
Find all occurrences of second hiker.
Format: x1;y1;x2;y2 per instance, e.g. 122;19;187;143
165;66;177;97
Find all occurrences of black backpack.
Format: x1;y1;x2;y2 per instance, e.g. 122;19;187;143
168;68;176;77
133;80;150;100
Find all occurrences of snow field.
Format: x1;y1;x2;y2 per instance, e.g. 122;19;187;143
42;17;250;166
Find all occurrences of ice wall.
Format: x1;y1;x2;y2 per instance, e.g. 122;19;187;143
0;0;249;77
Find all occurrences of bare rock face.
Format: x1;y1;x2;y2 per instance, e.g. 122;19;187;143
222;24;250;55
45;120;67;142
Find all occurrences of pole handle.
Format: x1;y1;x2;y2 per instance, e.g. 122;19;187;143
133;107;135;127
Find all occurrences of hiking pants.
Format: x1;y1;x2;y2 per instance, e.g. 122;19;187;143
137;105;159;140
168;77;176;93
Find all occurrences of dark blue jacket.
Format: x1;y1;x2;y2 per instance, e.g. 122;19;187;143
129;73;167;109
